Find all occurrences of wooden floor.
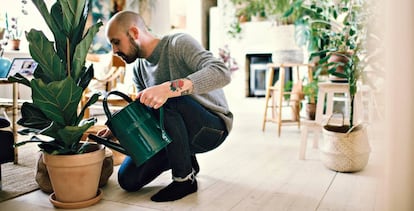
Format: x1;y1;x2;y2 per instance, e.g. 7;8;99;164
0;73;384;210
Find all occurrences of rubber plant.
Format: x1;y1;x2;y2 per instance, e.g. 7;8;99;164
10;0;103;155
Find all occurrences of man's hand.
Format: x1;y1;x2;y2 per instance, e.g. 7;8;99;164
97;128;114;139
136;83;170;109
136;78;193;109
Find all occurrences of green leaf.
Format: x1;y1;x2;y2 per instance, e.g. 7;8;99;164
31;78;83;126
31;0;55;34
17;102;52;129
26;29;66;82
78;65;94;90
50;2;67;60
32;0;66;60
60;0;85;35
57;122;94;151
282;7;294;18
72;21;103;82
8;73;31;87
76;92;101;125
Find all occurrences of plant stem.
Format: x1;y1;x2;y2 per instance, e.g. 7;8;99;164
350;95;354;128
66;37;70;77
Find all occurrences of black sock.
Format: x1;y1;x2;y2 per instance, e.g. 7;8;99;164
191;155;200;175
151;178;197;202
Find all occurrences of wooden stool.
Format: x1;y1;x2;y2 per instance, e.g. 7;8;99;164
262;63;313;137
299;119;320;159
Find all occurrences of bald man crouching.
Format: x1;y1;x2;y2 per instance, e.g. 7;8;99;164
100;11;233;202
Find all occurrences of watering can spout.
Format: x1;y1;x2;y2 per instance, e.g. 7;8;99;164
88;134;128;155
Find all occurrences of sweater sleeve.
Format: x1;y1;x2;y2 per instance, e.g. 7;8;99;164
173;34;231;94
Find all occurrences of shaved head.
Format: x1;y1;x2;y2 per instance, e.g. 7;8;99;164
106;11;148;41
105;11;159;62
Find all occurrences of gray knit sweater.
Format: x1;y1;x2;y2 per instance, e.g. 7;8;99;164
132;33;233;132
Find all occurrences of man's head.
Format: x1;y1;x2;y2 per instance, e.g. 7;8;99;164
105;11;149;63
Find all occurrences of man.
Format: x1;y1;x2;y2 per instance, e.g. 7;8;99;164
103;11;233;202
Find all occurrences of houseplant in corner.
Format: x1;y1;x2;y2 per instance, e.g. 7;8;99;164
9;0;105;208
308;0;374;172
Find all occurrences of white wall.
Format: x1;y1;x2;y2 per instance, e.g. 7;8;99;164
381;0;414;210
149;0;171;36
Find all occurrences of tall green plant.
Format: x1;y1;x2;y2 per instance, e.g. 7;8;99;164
10;0;102;154
286;0;374;128
314;1;368;128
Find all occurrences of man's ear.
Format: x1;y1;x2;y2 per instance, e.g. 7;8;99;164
129;26;139;40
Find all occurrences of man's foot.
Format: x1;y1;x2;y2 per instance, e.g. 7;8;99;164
150;178;197;202
191;155;200;175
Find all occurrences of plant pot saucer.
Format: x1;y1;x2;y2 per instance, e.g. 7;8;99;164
49;188;103;209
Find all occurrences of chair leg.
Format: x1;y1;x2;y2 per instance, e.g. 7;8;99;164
299;126;309;160
262;91;271;132
313;129;320;149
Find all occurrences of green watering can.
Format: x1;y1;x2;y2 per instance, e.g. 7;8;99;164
88;91;171;167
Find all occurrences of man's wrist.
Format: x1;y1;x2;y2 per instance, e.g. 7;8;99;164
169;78;193;96
170;79;184;92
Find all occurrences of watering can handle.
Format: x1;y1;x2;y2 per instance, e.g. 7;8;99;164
102;90;170;139
103;90;133;118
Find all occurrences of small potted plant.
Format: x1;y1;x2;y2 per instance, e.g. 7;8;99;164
227;0;293;38
5;16;23;50
10;0;105;208
302;79;318;120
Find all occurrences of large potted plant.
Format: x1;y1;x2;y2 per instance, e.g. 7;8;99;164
284;0;346;73
10;0;105;208
310;0;374;172
288;0;375;172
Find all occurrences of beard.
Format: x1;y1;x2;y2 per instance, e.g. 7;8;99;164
117;34;141;64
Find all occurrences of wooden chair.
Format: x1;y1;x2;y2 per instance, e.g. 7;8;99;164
262;63;313;137
81;54;134;118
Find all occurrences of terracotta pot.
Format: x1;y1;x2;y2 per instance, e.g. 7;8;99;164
238;15;248;23
43;143;105;204
306;103;316;120
36;148;114;194
328;52;351;82
11;39;20;51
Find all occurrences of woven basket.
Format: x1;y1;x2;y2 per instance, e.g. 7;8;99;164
320;122;371;172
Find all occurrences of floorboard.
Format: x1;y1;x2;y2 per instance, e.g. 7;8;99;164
0;72;383;210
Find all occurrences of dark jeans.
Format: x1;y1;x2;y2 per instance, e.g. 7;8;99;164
118;96;228;191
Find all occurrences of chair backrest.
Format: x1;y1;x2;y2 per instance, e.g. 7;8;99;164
107;55;126;91
112;55;125;68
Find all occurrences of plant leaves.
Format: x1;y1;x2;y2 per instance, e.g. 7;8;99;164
71;21;103;82
26;29;66;82
7;73;31;87
76;92;100;125
17;102;52;129
50;2;67;60
77;64;94;90
31;78;83;126
60;0;85;36
57;122;94;151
